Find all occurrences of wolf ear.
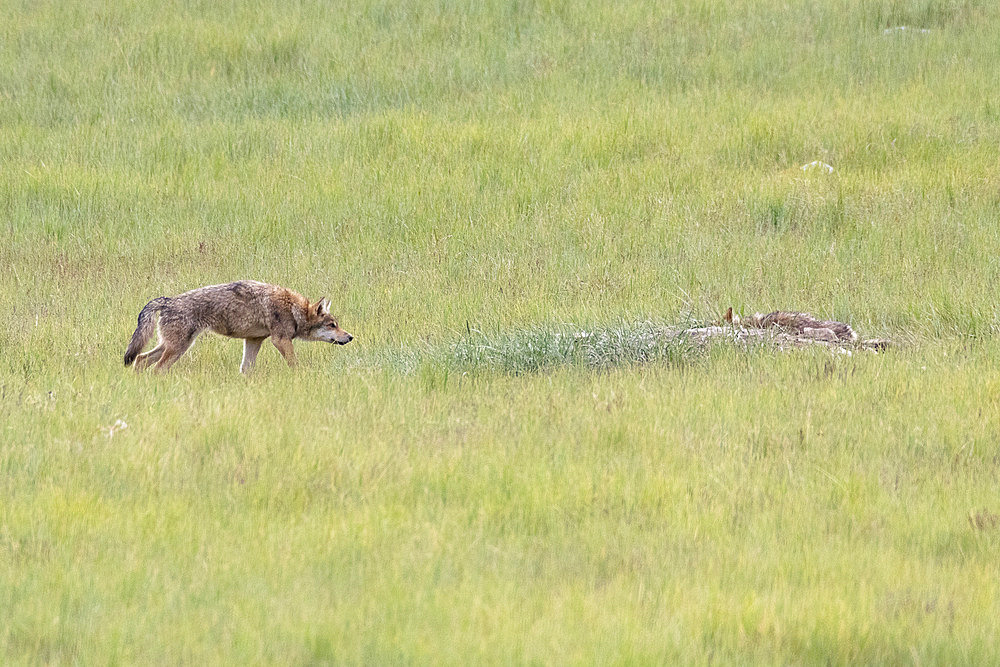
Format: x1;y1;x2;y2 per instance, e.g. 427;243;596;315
315;297;330;316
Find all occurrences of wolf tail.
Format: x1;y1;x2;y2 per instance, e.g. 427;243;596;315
124;297;170;366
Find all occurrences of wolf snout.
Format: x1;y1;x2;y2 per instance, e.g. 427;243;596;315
337;333;353;345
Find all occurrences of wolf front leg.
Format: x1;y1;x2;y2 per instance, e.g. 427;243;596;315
241;337;266;373
271;336;297;367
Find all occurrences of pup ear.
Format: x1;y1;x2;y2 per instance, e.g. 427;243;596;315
314;298;330;316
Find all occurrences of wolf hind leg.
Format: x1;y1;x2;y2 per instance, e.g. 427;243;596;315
152;341;193;373
133;344;165;372
152;327;198;373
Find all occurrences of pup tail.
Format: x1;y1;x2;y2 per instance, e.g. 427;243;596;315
124;297;170;366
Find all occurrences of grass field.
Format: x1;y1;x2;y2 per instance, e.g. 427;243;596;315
3;0;1000;662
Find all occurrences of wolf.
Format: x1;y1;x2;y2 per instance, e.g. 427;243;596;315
723;307;858;343
123;281;352;373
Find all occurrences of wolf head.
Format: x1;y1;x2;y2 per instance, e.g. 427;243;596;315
302;298;353;344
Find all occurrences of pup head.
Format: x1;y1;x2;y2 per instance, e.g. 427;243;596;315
303;298;353;344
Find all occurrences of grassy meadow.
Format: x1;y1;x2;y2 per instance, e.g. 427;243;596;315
3;0;1000;662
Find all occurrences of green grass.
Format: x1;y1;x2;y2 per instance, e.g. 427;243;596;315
3;0;1000;662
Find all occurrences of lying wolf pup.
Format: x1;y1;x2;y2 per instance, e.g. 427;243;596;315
723;307;858;343
124;281;352;373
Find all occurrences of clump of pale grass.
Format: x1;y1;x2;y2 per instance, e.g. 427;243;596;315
365;321;718;376
446;323;702;374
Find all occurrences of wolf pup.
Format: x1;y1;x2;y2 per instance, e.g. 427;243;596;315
124;281;353;373
723;307;857;343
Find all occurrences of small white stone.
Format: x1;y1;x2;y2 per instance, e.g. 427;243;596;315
883;26;931;34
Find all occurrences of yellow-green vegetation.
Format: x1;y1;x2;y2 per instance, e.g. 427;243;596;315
3;0;1000;662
